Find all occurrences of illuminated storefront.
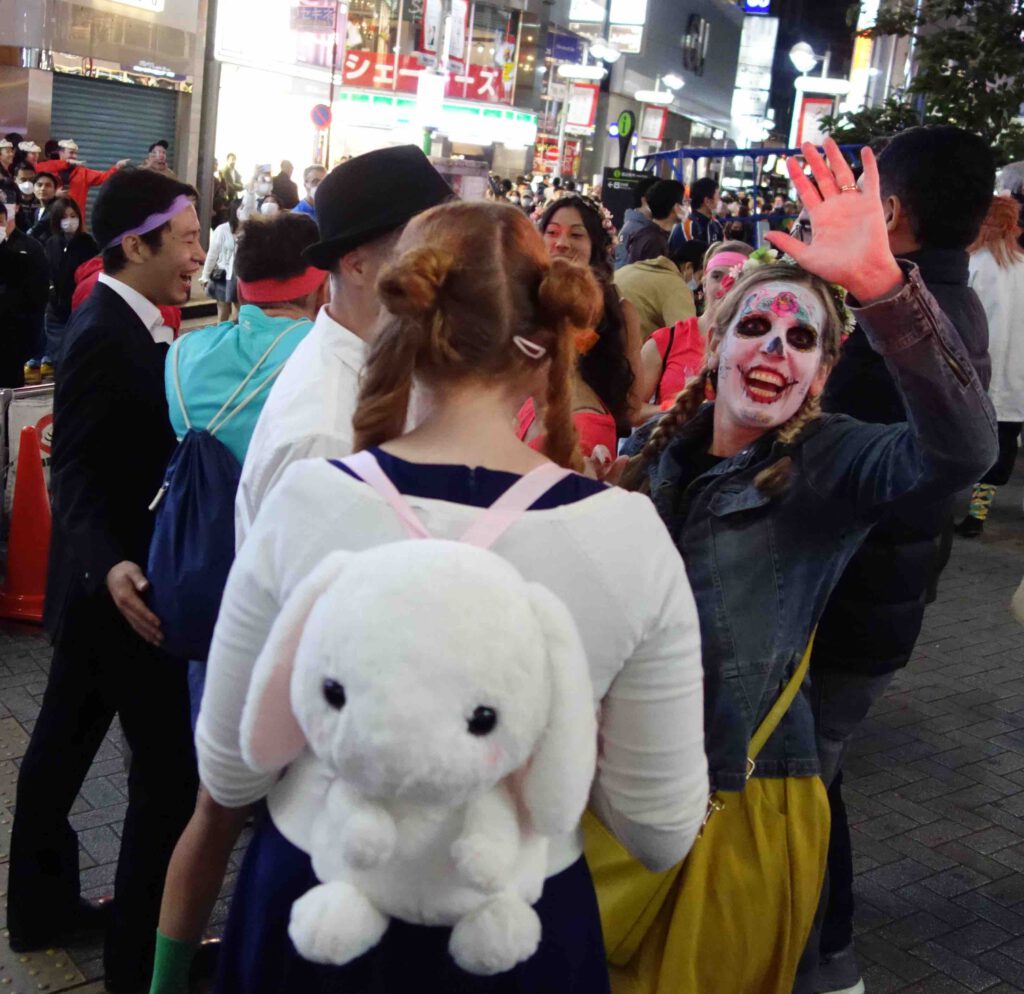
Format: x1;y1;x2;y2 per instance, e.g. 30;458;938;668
212;0;542;174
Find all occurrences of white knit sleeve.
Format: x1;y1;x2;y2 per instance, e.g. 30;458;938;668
589;501;708;872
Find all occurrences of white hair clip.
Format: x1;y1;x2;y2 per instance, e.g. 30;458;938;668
513;335;547;360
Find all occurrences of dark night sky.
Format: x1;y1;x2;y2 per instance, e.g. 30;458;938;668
767;0;857;138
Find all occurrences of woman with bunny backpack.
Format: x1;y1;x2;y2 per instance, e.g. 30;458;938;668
588;139;999;994
194;200;709;993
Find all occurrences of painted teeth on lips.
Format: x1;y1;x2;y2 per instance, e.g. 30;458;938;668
746;368;787;389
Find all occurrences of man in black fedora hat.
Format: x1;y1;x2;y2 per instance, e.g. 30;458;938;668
236;144;452;540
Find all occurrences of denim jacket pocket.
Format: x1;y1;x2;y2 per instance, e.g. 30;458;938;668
708;485;773;517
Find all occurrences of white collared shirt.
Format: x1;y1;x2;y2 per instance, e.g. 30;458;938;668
97;272;175;344
235;304;368;546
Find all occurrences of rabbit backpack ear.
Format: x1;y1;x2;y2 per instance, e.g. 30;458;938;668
240;550;352;773
519;582;598;836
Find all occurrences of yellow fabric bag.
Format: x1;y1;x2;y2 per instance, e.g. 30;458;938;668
583;639;830;994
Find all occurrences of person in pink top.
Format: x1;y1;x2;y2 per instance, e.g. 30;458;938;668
635;241;754;421
519;195;639;459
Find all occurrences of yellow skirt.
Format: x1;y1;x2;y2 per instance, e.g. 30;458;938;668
583;776;830;994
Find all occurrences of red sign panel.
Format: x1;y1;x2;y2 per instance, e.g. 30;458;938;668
340;51;512;105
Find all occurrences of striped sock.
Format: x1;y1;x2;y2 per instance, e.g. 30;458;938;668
969;483;997;522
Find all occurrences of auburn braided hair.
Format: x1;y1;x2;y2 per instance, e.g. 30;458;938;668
352;201;603;472
622;263;844;496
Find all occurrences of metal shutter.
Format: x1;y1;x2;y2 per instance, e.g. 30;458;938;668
50;73;178;219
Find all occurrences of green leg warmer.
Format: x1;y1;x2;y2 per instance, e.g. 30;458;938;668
149;930;198;994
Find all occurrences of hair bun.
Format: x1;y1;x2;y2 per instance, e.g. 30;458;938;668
378;246;455;320
537;256;603;332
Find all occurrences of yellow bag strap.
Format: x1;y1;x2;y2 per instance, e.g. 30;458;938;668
748;631;816;766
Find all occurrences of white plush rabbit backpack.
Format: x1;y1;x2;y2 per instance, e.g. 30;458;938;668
239;450;598;975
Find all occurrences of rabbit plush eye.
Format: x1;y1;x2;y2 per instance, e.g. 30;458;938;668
322;679;346;710
467;706;497;736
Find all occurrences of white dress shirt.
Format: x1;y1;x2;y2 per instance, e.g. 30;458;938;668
199;458;709;875
97;272;175;344
235;305;367;546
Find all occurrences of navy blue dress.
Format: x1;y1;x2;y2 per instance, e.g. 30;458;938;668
215;452;612;994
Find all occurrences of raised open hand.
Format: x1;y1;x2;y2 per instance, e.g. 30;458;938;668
764;138;903;304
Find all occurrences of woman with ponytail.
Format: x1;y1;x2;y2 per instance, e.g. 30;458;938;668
587;140;999;994
196;201;708;993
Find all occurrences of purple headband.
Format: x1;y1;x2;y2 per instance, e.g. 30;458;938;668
106;194;192;248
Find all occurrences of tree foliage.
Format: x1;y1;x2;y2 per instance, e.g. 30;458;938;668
820;0;1024;165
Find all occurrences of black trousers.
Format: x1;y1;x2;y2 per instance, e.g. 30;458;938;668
7;591;197;990
981;421;1023;486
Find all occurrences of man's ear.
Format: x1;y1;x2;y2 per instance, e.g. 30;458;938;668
120;232;149;265
883;195;900;233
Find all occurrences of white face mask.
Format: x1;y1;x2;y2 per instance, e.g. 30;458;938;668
687;278;700;291
18;181;34;195
256;180;272;195
0;225;7;245
259;201;279;217
61;217;79;234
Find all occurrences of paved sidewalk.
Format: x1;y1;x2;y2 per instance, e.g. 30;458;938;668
0;471;1021;992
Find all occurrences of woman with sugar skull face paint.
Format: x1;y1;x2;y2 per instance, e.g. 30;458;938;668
589;139;1000;994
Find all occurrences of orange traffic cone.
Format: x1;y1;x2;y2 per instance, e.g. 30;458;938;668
0;426;51;623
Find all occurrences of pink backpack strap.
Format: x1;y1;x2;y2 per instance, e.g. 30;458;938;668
342;450;431;540
459;462;571;550
342;451;571;549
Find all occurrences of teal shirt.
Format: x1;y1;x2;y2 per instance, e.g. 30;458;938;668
166;305;313;465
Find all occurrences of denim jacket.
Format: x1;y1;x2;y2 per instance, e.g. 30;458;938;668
627;263;998;791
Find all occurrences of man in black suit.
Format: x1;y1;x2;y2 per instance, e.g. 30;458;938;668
7;168;205;993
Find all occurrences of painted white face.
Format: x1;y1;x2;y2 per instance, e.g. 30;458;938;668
713;280;828;433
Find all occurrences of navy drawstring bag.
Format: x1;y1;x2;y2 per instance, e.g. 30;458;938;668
147;322;301;661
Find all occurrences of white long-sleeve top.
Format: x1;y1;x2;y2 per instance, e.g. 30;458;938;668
198;458;709;874
201;222;237;282
969;248;1024;422
235;307;366;547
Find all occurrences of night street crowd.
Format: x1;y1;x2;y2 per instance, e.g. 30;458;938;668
2;123;1024;994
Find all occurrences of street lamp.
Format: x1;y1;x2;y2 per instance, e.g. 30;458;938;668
789;42;819;74
662;73;685;90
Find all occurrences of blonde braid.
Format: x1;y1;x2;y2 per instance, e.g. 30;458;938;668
621;369;711;493
753;394;823;496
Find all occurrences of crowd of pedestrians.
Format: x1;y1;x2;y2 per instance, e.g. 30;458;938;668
2;125;1021;994
0;131;180;386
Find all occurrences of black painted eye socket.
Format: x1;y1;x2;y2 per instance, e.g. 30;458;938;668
322;679;346;710
786;326;819;352
736;316;771;338
467;706;498;736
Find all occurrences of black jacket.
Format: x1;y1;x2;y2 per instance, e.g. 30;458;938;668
44;231;99;323
272;172;299;210
812;248;991;675
624;219;670;266
44;282;177;642
28;203;56;243
0;228;48;386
